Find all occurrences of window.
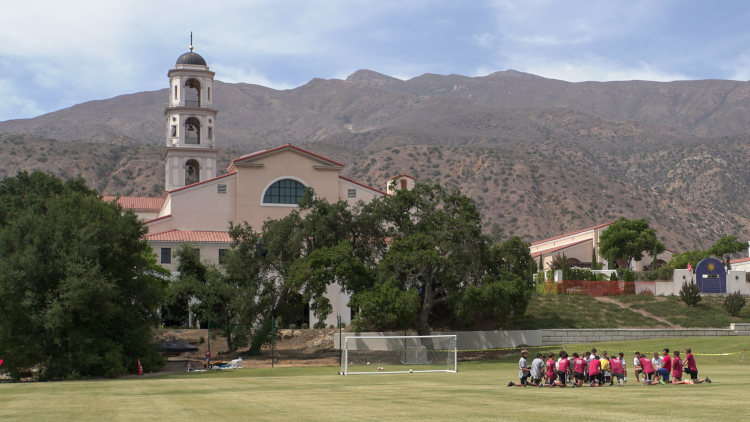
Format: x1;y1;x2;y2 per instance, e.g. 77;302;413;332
217;184;227;194
347;189;356;198
193;248;200;258
263;179;305;204
161;248;171;264
174;85;177;100
219;249;227;263
208;127;213;140
208;87;211;101
401;179;407;190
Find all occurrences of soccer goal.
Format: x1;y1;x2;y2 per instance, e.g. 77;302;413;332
340;335;457;375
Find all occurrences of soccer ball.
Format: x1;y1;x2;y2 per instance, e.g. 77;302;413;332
367;362;370;365
409;369;413;373
378;367;383;371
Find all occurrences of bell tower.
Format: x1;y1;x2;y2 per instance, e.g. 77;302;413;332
163;36;219;191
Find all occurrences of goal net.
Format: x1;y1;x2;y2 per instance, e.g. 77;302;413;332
340;335;457;375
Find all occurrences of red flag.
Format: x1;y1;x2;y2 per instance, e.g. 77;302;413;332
0;359;3;366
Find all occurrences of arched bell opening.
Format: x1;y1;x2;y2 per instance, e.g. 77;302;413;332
184;117;201;144
184;159;201;185
184;78;201;107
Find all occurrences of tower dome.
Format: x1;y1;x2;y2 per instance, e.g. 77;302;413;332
176;51;207;66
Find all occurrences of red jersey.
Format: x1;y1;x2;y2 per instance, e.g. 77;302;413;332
610;357;623;374
685;353;697;371
558;358;570;372
574;357;587;373
672;357;683;378
639;357;655;373
546;359;556;378
589;359;601;375
662;354;671;371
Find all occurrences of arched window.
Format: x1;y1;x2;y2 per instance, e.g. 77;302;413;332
184;78;201;107
184;117;200;144
185;159;200;185
263;179;305;204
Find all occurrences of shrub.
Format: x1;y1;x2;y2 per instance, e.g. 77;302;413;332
657;265;675;281
289;324;297;329
680;281;702;307
209;332;217;340
313;321;326;329
301;323;309;329
609;272;618;281
199;336;205;344
351;314;368;332
623;270;635;282
328;324;335;329
534;271;547;293
338;321;347;329
723;291;747;317
638;290;654;296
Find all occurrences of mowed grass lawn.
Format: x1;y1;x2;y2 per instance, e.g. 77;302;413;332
2;337;750;421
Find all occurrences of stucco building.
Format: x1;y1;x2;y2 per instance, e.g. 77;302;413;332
108;48;405;327
530;222;676;271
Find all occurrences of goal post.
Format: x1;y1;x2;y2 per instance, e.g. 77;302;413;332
340;335;457;375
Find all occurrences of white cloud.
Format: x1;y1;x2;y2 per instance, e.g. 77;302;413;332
0;78;46;120
505;55;690;82
211;64;295;90
721;49;750;81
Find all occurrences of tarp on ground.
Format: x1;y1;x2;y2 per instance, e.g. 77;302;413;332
162;339;199;353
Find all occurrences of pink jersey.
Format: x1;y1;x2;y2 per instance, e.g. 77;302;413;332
672;357;683;378
574;357;586;373
589;359;601;375
685;353;697;371
639;357;655;373
558;358;570;372
662;354;671;371
610;357;623;374
546;359;556;378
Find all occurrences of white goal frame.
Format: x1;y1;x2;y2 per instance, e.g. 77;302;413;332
341;335;457;375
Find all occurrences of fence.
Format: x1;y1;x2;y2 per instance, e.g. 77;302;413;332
545;280;656;296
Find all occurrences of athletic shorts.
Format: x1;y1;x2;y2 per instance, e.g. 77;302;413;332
657;368;670;381
613;373;625;380
556;371;567;384
573;371;584;380
532;378;541;385
684;369;698;380
520;375;529;385
645;372;655;382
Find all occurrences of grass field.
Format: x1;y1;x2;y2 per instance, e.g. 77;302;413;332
2;337;750;421
615;294;750;328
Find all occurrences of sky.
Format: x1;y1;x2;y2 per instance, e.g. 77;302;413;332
2;0;750;122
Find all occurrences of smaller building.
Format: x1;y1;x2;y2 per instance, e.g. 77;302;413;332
530;222;675;271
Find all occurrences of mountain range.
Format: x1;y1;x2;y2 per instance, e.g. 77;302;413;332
2;69;750;252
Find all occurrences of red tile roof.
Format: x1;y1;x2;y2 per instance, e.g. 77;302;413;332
388;173;416;180
144;229;232;243
103;195;165;210
531;222;614;246
730;257;750;264
144;214;171;225
167;172;236;194
339;176;389;196
530;239;591;258
230;144;345;167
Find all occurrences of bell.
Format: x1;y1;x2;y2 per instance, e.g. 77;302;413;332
187;125;195;132
187;166;195;176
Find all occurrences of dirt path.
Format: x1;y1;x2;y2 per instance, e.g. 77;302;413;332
594;296;679;328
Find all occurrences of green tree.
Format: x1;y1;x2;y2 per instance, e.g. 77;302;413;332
708;235;747;270
599;217;665;269
351;183;533;335
668;249;710;269
680;280;702;307
0;171;168;380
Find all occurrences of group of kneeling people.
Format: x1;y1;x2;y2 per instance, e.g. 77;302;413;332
509;347;711;388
